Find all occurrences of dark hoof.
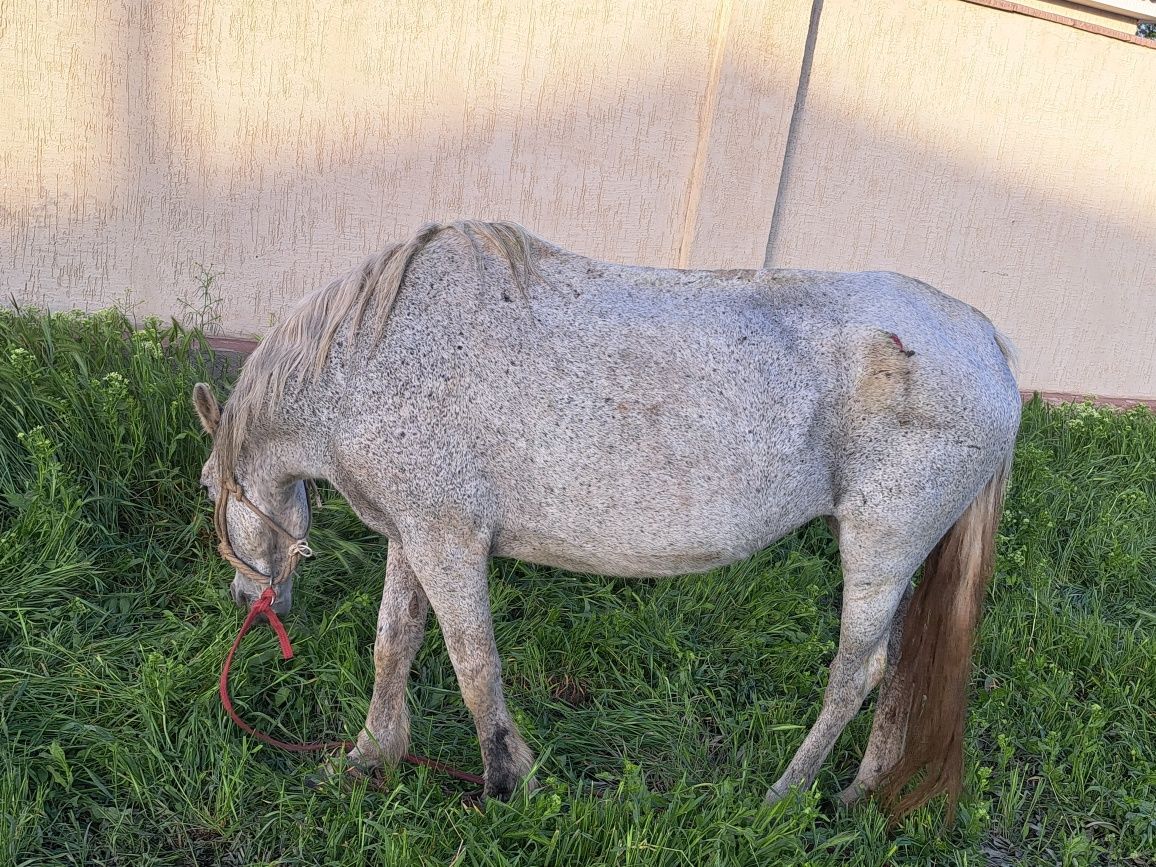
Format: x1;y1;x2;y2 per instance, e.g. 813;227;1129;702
481;772;540;803
480;723;534;801
305;757;373;791
460;790;486;810
483;772;521;802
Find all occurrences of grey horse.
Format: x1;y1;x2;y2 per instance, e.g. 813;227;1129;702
193;221;1020;822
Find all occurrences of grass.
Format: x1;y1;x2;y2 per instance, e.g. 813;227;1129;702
1;306;1154;866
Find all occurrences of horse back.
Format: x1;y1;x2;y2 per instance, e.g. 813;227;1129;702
334;235;1015;576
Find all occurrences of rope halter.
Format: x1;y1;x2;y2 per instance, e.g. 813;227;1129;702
212;473;314;589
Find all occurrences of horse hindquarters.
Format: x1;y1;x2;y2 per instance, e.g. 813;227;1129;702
767;312;1018;812
766;450;1013;819
871;453;1012;823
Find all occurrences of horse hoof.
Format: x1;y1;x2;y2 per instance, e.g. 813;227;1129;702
304;767;335;790
836;782;867;807
765;778;808;807
305;757;373;791
481;773;540;802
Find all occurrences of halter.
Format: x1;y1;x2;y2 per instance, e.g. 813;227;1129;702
212;471;315;588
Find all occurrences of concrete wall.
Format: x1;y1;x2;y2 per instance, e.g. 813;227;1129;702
0;0;811;329
767;0;1156;399
2;0;1153;399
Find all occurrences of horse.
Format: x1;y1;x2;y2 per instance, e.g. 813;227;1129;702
193;220;1020;823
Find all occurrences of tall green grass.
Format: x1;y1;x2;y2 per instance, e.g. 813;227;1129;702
1;307;1153;865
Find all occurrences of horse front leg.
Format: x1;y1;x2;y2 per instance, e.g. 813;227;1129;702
402;528;535;800
348;541;430;769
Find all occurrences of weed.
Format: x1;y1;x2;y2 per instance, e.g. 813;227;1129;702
178;263;225;334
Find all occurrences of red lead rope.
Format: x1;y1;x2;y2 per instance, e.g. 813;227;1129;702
219;587;485;786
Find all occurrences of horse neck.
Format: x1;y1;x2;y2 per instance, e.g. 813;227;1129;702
231;399;333;499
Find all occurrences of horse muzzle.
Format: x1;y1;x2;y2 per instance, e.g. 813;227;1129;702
230;575;292;616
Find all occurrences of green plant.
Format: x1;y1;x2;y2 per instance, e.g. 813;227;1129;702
177;263;225;334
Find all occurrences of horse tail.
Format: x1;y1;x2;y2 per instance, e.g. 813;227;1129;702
875;446;1013;824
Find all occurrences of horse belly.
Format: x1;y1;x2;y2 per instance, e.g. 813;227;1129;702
492;478;830;577
490;419;834;578
477;279;837;576
494;513;823;579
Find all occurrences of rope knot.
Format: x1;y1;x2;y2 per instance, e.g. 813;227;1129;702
288;539;314;559
251;586;294;659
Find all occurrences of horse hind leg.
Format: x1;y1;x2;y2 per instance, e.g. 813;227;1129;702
774;452;1011;822
766;520;923;804
836;583;912;806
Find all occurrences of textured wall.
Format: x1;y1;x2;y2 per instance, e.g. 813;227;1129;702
1017;0;1144;31
767;0;1156;399
0;0;810;334
3;0;1153;398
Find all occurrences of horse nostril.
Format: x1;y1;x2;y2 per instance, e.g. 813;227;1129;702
270;591;291;616
230;582;250;608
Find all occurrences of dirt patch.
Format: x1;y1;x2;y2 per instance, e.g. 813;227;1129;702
547;673;592;707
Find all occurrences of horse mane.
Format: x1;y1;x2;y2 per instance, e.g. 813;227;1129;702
214;220;546;472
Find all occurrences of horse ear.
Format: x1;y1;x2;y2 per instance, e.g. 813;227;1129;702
192;382;221;436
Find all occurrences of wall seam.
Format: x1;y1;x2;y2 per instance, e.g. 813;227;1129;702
676;0;733;269
762;0;825;268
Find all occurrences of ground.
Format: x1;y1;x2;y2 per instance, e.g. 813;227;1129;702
2;309;1154;866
